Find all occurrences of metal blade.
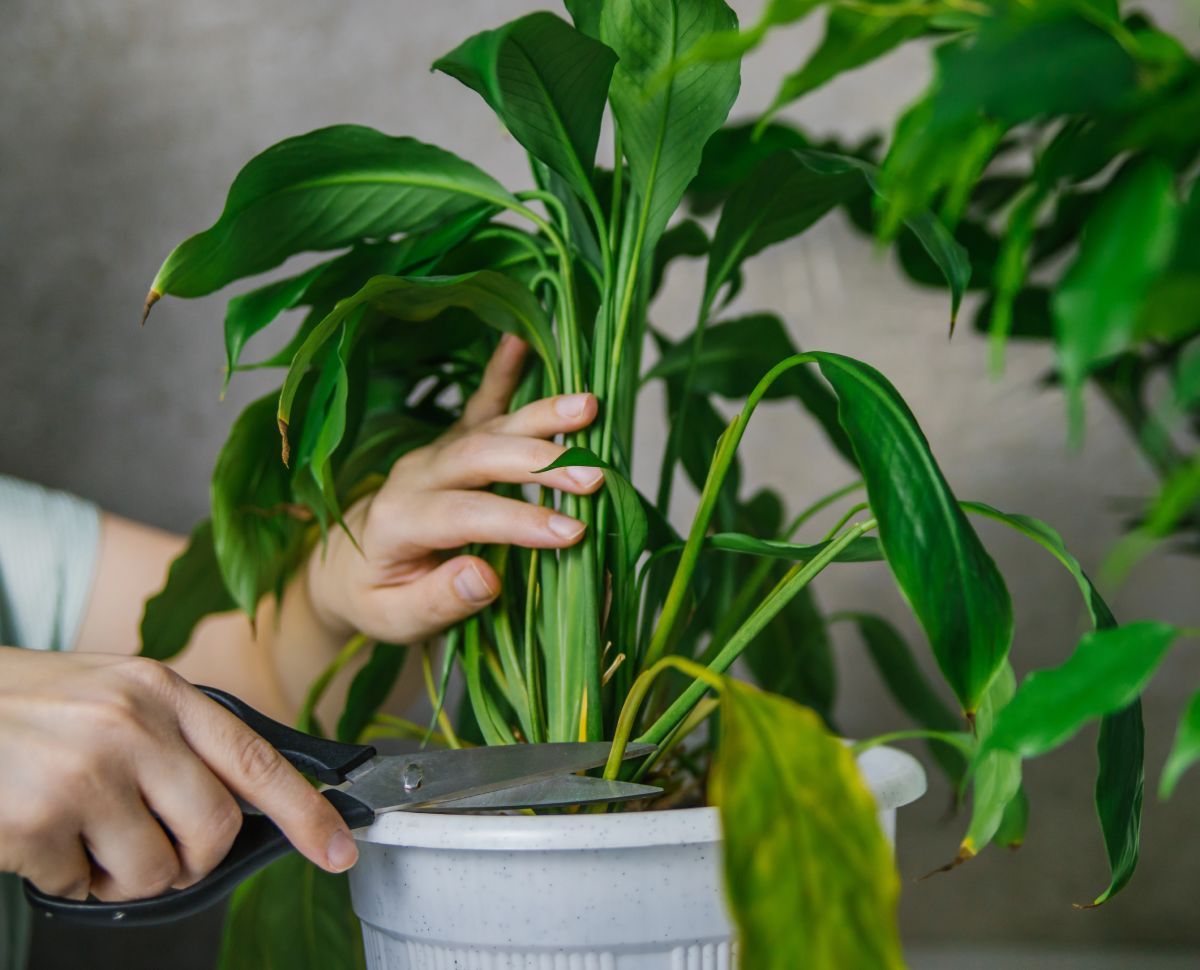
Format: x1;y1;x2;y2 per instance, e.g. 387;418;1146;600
429;775;662;813
344;742;655;815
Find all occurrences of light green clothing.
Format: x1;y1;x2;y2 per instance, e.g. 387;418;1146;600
0;475;102;970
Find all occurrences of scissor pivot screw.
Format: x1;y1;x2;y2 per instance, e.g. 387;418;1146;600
402;763;423;791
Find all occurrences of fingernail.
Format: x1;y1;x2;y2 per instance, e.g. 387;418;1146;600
327;830;359;872
548;514;586;540
566;466;604;489
454;563;497;602
555;394;590;418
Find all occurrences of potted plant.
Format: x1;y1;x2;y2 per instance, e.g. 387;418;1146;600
136;2;1186;967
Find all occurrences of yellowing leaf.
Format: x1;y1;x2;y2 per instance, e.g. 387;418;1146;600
712;681;904;970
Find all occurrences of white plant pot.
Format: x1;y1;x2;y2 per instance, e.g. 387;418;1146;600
348;745;926;970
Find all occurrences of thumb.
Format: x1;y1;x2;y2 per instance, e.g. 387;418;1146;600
360;555;500;644
461;334;528;428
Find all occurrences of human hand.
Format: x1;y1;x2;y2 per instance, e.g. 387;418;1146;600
307;334;602;643
0;647;358;901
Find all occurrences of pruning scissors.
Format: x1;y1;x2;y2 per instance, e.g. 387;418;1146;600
25;685;658;927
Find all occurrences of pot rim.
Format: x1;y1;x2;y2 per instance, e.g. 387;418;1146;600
353;744;926;851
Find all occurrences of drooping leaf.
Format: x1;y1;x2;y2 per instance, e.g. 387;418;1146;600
1160;690;1200;798
984;623;1177;760
837;612;966;784
960;500;1144;905
212;393;305;617
145;126;515;307
812;352;1013;714
685;0;822;63
648;315;856;464
994;785;1030;849
223;262;327;386
960;663;1020;857
713;681;905;970
704;152;864;308
337;642;408;744
1054;158;1179;431
139;521;236;661
795;151;972;325
602;0;741;249
278;272;559;459
217;855;363;970
435;13;617;206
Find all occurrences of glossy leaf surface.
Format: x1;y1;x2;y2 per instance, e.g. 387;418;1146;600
812;352;1012;713
984;624;1177;760
435;13;616;204
602;0;741;247
1161;690;1200;798
713;681;904;970
149;126;514;301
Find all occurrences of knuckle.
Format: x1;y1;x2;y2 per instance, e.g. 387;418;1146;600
141;855;182;897
231;731;287;788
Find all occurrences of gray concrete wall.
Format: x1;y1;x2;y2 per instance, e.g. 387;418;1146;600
3;0;1199;963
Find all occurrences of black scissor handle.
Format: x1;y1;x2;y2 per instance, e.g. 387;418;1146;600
198;685;377;784
24;686;378;927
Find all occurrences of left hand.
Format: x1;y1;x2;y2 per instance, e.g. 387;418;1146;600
306;334;603;644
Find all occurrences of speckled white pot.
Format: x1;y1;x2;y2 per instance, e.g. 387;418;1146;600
347;745;926;970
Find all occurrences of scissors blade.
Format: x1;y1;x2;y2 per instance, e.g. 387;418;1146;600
429;775;662;812
344;742;655;815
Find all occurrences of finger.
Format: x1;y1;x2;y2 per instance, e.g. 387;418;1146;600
486;393;598;439
461;334;528;428
138;739;243;889
420;433;604;494
22;832;93;901
357;555;501;643
367;489;586;560
174;688;358;875
83;791;183;902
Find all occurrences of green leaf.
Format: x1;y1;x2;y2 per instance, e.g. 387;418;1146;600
224;262;327;386
1054;158;1179;431
686;0;822;63
563;0;603;39
1161;690;1200;798
212;394;304;617
704;152;863;307
984;623;1177;760
707;532;882;564
435;13;616;207
649;218;709;297
687;121;811;216
648;315;856;464
744;585;836;726
812;352;1013;714
602;0;741;249
713;681;905;970
534;445;648;575
278;272;559;459
837;612;966;784
960;500;1142;905
147;125;515;304
795;150;972;326
337;643;408;743
961;663;1020;857
217;855;363;970
994;785;1030;849
1175;337;1200;410
761;2;931;122
139;521;236;661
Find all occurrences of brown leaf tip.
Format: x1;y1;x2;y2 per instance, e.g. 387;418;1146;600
918;844;975;881
140;288;162;327
278;418;291;467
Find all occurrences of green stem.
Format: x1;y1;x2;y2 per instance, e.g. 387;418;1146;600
639;519;877;747
851;729;974;757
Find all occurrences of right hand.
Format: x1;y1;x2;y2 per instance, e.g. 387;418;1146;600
0;647;358;902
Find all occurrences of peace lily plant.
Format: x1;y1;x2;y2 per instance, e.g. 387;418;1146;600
137;1;1194;966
